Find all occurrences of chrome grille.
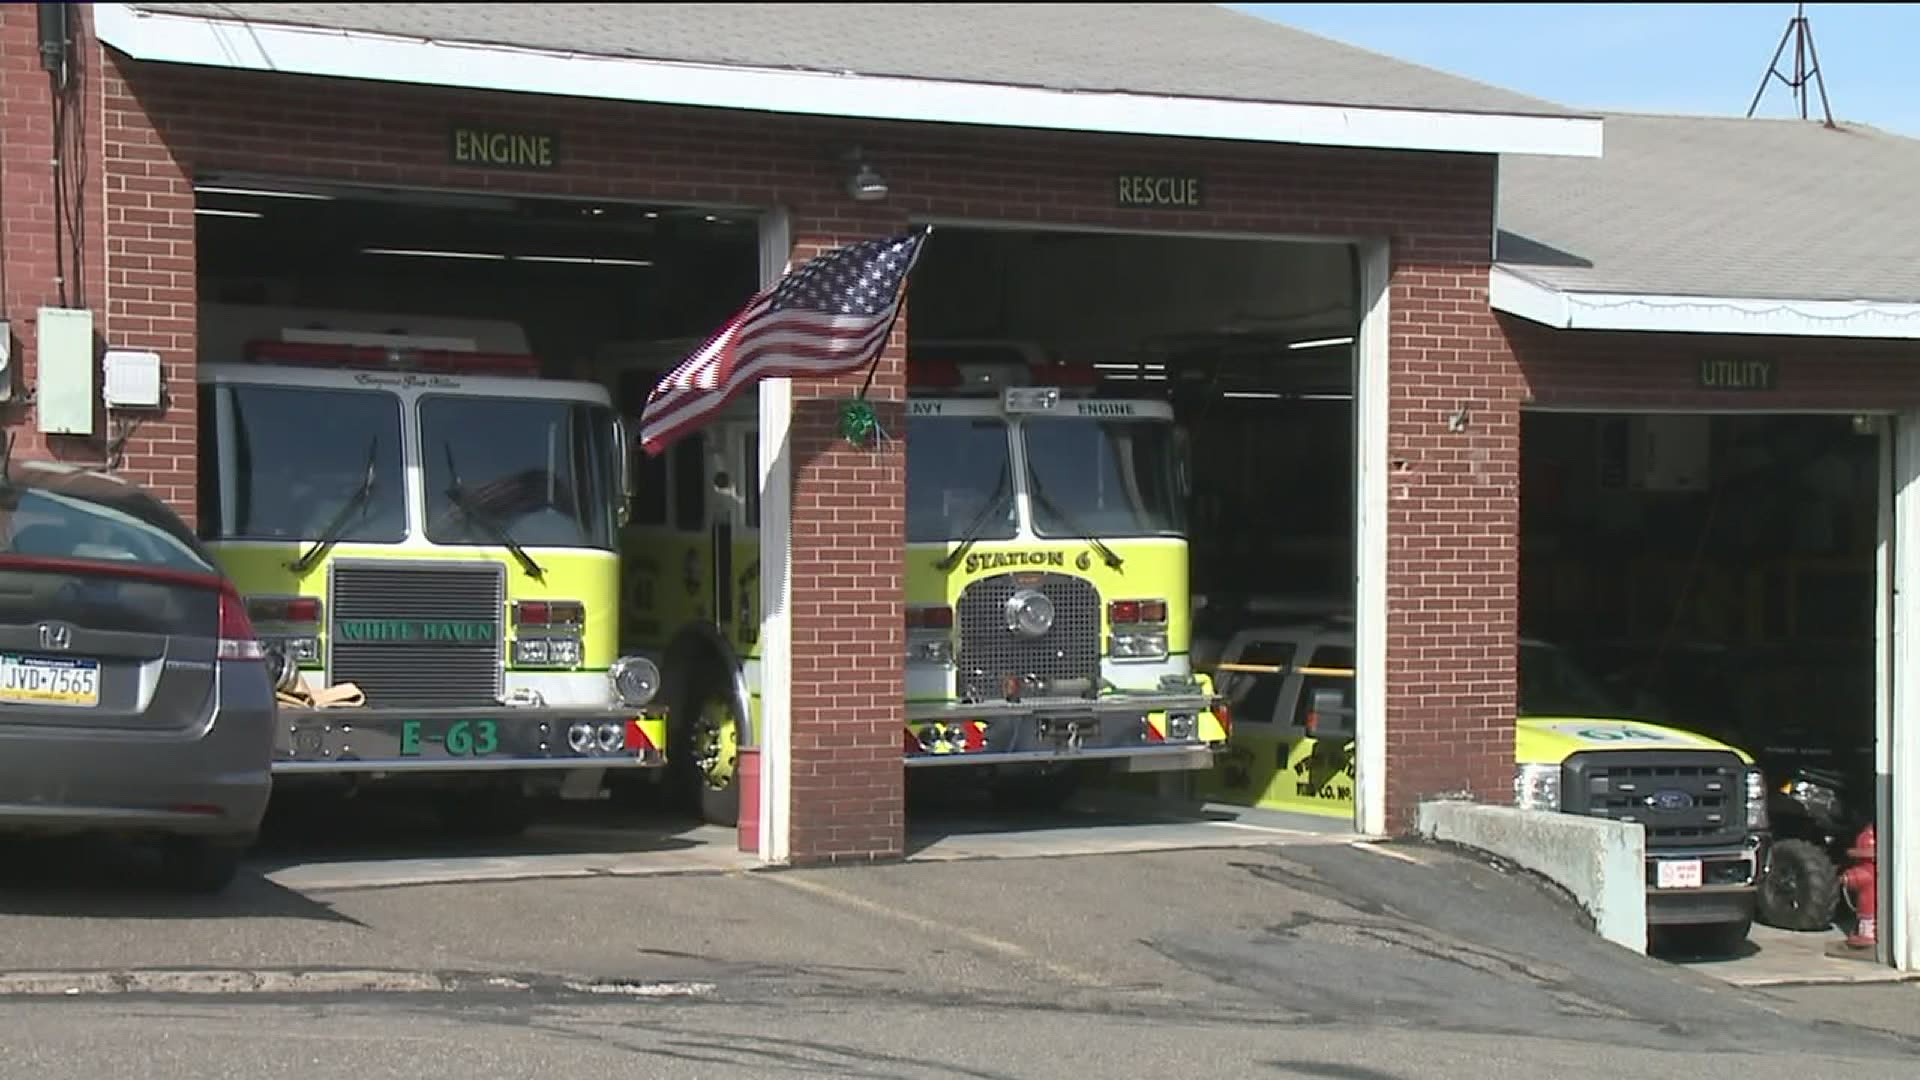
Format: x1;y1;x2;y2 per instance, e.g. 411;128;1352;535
328;562;504;708
1561;751;1748;849
955;572;1099;702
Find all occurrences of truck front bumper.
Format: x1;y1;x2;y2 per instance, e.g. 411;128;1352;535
903;692;1226;770
1644;841;1763;927
273;705;668;774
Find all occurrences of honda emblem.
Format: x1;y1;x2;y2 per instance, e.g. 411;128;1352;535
37;623;72;651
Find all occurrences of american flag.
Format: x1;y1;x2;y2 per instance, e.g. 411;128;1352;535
638;227;931;456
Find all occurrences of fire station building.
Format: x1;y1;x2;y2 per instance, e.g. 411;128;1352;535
1;4;1915;971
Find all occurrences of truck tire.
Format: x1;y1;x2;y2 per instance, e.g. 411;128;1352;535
1757;838;1841;931
672;672;742;828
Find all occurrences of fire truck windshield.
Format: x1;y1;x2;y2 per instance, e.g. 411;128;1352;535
1021;418;1186;540
906;416;1017;545
418;396;620;552
203;384;408;544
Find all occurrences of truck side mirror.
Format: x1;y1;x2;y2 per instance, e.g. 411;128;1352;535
1306;686;1356;742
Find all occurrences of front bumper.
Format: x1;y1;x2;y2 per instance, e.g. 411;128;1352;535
904;691;1226;769
274;705;668;774
1644;842;1763;927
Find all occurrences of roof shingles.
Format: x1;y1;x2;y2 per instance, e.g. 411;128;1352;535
127;3;1576;117
1498;113;1920;304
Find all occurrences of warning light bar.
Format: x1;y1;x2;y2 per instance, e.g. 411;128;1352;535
242;339;542;376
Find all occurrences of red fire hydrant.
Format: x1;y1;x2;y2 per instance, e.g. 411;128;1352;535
1838;824;1878;949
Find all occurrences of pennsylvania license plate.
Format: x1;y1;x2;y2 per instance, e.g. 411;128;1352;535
0;654;102;708
1656;859;1704;890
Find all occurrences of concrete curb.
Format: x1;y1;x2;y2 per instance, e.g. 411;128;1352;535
1418;799;1647;954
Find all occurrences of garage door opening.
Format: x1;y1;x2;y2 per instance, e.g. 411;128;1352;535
192;177;764;834
1522;410;1886;960
902;224;1361;829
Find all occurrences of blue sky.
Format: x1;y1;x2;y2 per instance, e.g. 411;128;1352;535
1230;4;1920;136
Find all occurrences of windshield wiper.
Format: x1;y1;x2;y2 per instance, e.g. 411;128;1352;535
288;437;379;575
934;467;1014;573
442;442;546;582
1026;471;1124;571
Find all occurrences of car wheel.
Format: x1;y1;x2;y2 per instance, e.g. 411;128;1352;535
1757;839;1841;931
159;837;248;894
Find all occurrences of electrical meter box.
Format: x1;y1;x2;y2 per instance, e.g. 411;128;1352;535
36;306;95;436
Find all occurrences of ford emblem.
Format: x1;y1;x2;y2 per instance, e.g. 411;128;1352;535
1646;789;1694;812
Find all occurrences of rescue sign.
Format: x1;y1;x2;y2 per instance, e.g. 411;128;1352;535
1115;173;1204;210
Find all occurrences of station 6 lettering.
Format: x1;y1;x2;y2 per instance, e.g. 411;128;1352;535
963;551;1066;574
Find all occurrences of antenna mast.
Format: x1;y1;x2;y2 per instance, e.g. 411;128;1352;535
1747;3;1835;126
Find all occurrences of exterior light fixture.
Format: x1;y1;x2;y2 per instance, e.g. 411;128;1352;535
845;147;888;202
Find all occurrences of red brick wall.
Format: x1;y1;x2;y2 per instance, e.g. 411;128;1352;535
8;14;1531;853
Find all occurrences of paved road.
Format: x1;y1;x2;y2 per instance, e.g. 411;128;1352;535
0;806;1915;1078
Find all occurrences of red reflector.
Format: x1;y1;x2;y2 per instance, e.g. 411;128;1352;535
624;719;655;752
1109;600;1141;625
285;597;321;624
963;722;986;751
516;601;551;625
1139;600;1168;624
1216;702;1233;737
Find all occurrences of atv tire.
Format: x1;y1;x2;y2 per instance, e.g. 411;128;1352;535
1758;838;1841;931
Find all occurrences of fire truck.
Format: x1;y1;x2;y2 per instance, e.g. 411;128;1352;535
608;340;1230;825
194;305;667;832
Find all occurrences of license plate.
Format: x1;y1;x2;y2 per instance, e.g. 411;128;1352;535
0;654;101;708
1657;859;1704;889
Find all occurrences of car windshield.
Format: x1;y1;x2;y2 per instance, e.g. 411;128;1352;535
1021;417;1185;540
204;384;408;543
419;395;619;551
907;415;1016;544
1518;643;1623;718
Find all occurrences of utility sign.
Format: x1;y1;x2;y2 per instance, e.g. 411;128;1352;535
1697;357;1776;391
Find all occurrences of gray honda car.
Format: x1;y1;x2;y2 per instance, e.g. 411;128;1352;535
0;456;275;892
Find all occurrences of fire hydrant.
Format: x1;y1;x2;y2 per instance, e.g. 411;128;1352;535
1838;824;1878;950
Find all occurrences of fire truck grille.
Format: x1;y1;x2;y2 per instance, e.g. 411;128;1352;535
1560;751;1749;849
328;562;505;708
955;572;1100;702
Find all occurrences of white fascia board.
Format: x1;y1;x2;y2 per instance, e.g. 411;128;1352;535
93;4;1602;158
1491;266;1920;339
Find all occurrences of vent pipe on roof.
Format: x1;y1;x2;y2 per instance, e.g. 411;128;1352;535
1746;3;1836;128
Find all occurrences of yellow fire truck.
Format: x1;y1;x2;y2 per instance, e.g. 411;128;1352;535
194;305;666;832
610;340;1230;825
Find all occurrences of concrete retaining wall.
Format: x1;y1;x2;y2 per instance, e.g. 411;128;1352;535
1418;800;1647;954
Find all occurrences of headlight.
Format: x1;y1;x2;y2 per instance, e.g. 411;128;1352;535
1514;763;1561;812
610;656;660;707
908;637;952;665
1745;768;1769;831
1110;632;1169;661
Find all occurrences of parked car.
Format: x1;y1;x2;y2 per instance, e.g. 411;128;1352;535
0;456;275;891
1197;615;1770;955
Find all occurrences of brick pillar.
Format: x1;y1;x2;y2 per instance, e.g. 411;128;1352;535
1382;257;1521;831
782;218;911;864
0;9;195;514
